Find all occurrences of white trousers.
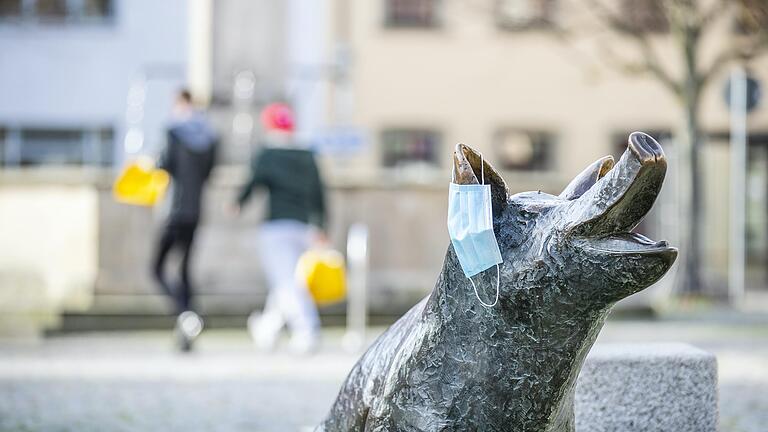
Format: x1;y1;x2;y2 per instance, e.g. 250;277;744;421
257;220;320;336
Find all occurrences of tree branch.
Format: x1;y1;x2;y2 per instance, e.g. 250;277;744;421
698;0;730;30
701;31;768;87
636;36;683;95
584;0;682;96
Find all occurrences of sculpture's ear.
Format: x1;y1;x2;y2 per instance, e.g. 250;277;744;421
453;143;509;215
559;156;614;200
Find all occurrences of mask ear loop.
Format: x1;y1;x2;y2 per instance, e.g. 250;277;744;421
468;264;500;308
480;152;484;184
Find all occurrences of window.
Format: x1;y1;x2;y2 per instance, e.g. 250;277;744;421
21;128;85;165
494;129;554;171
0;128;5;165
0;0;112;23
36;0;67;21
82;0;111;18
496;0;555;30
0;0;21;18
385;0;439;28
0;126;114;167
620;0;668;33
381;128;441;168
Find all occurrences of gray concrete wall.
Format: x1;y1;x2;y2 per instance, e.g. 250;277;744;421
0;171;99;336
0;164;676;324
210;0;287;103
93;168;453;315
92;164;676;315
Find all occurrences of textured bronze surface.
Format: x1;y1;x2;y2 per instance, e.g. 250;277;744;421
317;132;678;432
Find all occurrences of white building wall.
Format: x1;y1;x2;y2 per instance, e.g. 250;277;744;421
0;0;189;163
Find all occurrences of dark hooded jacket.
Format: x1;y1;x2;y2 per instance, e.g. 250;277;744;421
158;112;217;224
237;146;326;230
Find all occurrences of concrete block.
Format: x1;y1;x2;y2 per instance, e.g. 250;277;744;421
0;270;54;338
576;343;718;432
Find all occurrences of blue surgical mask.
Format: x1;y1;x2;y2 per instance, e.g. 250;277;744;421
447;152;503;307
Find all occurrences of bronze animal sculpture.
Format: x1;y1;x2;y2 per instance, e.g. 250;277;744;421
317;132;678;431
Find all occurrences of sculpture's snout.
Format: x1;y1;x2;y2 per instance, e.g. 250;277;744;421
564;132;677;300
566;132;668;238
628;131;665;165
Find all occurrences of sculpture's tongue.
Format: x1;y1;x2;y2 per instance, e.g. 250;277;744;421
566;132;667;236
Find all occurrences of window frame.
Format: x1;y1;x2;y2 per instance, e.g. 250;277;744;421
0;0;115;26
383;0;442;30
380;127;443;170
0;125;115;167
494;0;557;32
493;127;557;172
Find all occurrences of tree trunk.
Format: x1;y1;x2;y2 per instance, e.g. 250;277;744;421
679;22;704;295
681;93;704;294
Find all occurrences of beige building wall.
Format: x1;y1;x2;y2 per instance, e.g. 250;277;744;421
318;0;768;297
329;1;768;177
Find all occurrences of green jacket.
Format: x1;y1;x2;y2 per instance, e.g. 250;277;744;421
237;147;326;229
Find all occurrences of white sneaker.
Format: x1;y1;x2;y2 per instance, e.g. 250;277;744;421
175;310;204;352
288;331;319;355
247;312;282;351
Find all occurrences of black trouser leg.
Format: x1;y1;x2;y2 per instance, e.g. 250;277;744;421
152;225;177;309
177;224;197;313
152;221;198;315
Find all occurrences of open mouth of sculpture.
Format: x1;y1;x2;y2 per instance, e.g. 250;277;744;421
579;232;672;255
568;132;677;258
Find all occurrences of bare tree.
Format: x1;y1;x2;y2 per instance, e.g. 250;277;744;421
577;0;768;295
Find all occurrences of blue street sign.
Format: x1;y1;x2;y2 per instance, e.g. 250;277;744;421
311;127;367;155
724;73;761;113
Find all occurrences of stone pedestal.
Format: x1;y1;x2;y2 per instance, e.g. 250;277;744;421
576;343;718;432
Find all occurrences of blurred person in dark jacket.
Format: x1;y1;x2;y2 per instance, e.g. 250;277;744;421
231;102;326;354
153;89;217;352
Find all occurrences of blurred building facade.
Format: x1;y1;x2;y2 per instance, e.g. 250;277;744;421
2;0;768;334
0;0;192;334
0;0;190;166
315;0;768;303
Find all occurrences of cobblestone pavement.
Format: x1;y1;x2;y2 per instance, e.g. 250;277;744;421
0;318;766;431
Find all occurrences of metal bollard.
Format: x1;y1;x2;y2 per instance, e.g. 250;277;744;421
342;223;369;352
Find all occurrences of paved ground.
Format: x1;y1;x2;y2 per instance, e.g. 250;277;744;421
0;317;766;432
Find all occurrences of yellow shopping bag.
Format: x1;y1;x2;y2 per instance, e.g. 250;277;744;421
113;158;170;207
296;249;346;306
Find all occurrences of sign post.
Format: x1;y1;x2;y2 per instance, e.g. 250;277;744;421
726;67;761;306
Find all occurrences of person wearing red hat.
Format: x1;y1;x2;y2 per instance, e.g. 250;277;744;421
231;102;327;354
260;102;295;132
